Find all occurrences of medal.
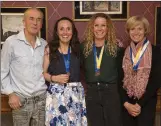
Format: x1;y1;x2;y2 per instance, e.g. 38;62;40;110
95;70;100;76
132;70;137;76
67;72;70;76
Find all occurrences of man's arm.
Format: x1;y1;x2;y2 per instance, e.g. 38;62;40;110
1;39;13;95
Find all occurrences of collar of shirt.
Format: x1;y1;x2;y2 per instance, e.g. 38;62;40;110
17;30;41;47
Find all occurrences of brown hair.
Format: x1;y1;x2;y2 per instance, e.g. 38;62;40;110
48;17;80;61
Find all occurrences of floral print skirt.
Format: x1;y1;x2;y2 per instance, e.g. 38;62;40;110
45;82;87;126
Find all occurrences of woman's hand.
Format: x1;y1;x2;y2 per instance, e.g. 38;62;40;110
51;74;69;84
124;102;141;117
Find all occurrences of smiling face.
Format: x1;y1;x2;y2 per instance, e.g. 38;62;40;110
23;9;43;36
93;17;107;42
57;20;73;45
129;22;145;43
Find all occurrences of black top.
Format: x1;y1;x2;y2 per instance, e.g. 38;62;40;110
48;50;80;82
96;47;102;57
80;43;125;84
119;45;161;107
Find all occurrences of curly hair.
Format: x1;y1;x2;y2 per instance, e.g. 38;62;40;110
48;17;80;61
83;13;117;58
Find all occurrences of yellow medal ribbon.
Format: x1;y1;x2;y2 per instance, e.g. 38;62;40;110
96;46;104;69
133;47;142;65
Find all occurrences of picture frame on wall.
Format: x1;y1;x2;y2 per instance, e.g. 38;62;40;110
73;1;129;21
155;6;161;46
1;7;47;48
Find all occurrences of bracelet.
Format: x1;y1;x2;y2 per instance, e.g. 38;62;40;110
50;75;55;83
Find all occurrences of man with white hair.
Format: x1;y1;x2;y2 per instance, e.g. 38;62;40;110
1;8;47;126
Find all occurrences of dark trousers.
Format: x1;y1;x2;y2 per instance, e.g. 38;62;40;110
86;83;122;126
122;95;157;126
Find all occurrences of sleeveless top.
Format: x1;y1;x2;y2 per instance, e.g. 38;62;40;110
48;50;80;82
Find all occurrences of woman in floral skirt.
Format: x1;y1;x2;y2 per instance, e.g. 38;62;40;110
43;17;87;126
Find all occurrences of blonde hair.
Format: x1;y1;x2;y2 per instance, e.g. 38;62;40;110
83;13;117;58
126;15;150;36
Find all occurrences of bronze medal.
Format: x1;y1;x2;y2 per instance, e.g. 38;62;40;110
132;70;137;76
95;71;100;76
67;72;70;76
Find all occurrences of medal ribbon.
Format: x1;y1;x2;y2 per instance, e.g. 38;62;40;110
62;47;70;73
93;44;104;73
130;39;149;71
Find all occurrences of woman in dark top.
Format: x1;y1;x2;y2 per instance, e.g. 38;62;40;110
120;15;161;126
43;17;87;126
80;13;124;126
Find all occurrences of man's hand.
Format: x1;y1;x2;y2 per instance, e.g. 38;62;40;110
8;93;21;110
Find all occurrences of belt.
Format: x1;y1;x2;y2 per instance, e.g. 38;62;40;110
64;82;82;87
24;93;46;102
50;82;82;87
